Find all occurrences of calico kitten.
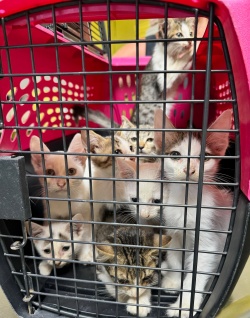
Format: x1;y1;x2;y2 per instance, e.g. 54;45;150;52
152;108;233;317
131;18;195;126
96;215;171;317
30;133;89;221
81;130;133;221
118;116;156;161
28;213;92;275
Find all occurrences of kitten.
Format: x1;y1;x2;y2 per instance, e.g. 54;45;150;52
118;116;156;161
27;213;92;276
30;133;90;221
152;108;233;317
131;18;195;126
96;215;171;317
81;130;134;222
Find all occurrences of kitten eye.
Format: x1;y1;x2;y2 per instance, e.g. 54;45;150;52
118;279;129;285
169;151;181;160
204;152;211;162
68;168;76;175
152;199;161;204
46;169;55;176
131;197;138;203
176;32;183;37
146;138;153;142
143;275;154;283
114;149;122;154
62;246;70;251
131;137;137;142
44;248;51;254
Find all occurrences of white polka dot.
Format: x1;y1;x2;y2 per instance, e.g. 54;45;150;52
44;76;51;81
20;78;30;90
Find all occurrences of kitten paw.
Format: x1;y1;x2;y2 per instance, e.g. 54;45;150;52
166;295;200;317
39;261;52;276
166;307;194;318
78;246;93;264
127;299;151;317
161;275;181;293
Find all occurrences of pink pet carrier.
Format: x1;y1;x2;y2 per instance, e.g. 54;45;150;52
0;0;249;318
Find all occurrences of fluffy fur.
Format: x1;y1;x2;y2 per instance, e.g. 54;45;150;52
30;134;90;221
28;213;92;276
153;109;233;317
132;18;195;126
96;216;171;317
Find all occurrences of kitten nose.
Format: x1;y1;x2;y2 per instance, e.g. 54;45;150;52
139;146;144;151
184;167;195;175
57;180;66;188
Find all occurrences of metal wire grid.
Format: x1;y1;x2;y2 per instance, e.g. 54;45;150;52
0;0;239;318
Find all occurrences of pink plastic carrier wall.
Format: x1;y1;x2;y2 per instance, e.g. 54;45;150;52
0;0;250;199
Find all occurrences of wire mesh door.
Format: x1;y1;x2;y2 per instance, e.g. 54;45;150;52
0;0;247;318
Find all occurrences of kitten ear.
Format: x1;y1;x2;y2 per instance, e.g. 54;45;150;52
96;242;114;261
185;17;195;30
153;234;172;248
28;222;44;238
81;130;104;153
206;110;232;156
116;158;136;179
68;133;87;165
66;213;84;235
154;108;178;152
149;234;172;259
30;136;50;171
117;116;135;137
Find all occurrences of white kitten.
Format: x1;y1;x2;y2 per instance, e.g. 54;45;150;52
153;109;233;317
28;213;92;275
30;133;89;221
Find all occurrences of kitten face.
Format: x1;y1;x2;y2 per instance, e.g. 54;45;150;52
117;159;168;221
159;18;195;59
119;116;155;155
30;133;86;196
29;214;84;270
97;228;171;298
154;109;232;182
81;130;133;168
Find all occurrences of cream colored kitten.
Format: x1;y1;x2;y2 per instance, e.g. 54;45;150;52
30;133;89;221
81;130;134;222
118;116;156;161
28;213;92;275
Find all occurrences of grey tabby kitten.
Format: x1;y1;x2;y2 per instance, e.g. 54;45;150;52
96;213;171;317
131;18;195;126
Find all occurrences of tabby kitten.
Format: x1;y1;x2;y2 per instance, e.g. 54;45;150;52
131;18;195;126
96;215;171;317
81;130;133;222
118;116;156;161
28;213;92;275
30;133;89;221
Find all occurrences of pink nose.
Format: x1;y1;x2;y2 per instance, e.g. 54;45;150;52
57;180;66;188
184;167;195;175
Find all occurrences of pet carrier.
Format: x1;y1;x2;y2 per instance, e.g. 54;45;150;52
0;0;249;318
